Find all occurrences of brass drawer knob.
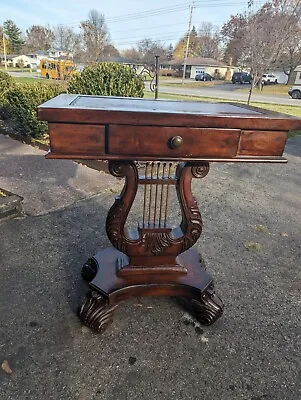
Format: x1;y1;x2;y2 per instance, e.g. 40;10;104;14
169;136;183;149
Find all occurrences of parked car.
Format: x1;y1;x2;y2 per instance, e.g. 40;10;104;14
288;86;301;99
262;74;278;85
231;72;252;84
195;73;213;81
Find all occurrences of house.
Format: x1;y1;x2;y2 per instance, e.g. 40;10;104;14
25;50;49;69
47;48;73;60
160;57;236;80
290;65;301;85
263;68;288;84
27;49;73;71
0;54;32;68
0;49;74;70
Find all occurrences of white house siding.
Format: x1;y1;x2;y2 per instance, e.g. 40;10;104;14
190;65;234;79
12;55;31;67
269;70;288;84
294;68;301;85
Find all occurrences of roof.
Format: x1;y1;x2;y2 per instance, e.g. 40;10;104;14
32;50;49;56
161;57;229;67
0;54;28;59
96;56;140;64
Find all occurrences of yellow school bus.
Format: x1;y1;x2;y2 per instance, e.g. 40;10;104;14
40;59;75;80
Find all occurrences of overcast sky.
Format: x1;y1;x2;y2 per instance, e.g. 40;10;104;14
1;0;262;49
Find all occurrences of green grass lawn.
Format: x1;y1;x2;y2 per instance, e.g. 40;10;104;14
0;67;37;73
237;84;290;96
162;80;227;88
145;91;301;117
144;91;301;137
13;76;64;85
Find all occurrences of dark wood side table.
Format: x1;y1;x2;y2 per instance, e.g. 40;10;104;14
38;94;301;333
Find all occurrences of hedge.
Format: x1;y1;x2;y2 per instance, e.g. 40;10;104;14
0;63;144;139
1;81;65;137
68;62;144;98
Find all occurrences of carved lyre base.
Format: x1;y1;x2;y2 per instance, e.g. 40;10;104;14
79;248;224;333
78;160;224;333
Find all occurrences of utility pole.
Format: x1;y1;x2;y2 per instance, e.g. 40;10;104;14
2;32;8;71
182;3;194;84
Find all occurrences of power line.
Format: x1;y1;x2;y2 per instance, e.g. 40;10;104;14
112;22;188;35
113;30;191;42
114;37;184;46
53;0;262;27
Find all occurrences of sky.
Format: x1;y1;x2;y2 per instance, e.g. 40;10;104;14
0;0;262;50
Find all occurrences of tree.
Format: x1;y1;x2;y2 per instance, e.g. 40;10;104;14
24;25;54;52
189;26;201;57
277;27;301;83
103;44;121;58
137;38;168;65
220;14;248;65
53;25;82;55
174;33;188;59
3;20;24;54
173;24;221;60
197;23;221;59
167;43;174;60
245;0;301;102
221;0;301;103
80;9;110;62
121;48;142;62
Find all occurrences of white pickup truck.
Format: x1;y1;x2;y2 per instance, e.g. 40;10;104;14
262;74;278;85
288;86;301;99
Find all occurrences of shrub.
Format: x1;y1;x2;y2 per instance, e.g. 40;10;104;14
0;70;15;93
0;71;16;118
3;82;65;137
67;62;144;98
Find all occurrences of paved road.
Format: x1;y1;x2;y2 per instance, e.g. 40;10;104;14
157;82;300;106
6;71;300;106
7;71;42;79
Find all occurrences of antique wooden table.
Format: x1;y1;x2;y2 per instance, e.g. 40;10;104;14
38;94;300;333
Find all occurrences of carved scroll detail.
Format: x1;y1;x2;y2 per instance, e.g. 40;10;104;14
140;231;173;254
181;201;203;253
106;161;138;254
191;164;210;179
176;162;209;253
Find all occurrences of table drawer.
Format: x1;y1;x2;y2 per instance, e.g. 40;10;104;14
237;130;287;156
49;123;105;156
108;125;241;158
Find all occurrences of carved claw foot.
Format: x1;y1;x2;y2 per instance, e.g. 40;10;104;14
81;258;98;282
78;290;117;333
177;283;224;326
192;284;224;326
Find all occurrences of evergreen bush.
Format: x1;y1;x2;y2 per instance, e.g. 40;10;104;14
67;63;144;98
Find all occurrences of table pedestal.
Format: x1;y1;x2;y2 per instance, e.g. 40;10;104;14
78;161;224;333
